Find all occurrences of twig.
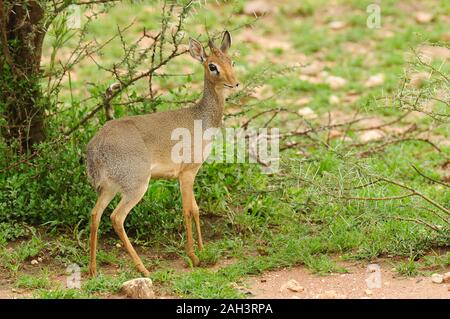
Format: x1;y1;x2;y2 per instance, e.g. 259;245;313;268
411;164;450;188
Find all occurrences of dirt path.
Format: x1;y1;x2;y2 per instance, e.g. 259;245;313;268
1;259;448;299
245;261;450;299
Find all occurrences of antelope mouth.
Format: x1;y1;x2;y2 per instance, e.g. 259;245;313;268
224;83;239;89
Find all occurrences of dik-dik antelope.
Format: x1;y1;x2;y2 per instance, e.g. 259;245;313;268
86;31;239;276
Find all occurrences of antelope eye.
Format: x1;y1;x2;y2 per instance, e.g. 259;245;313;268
208;64;218;72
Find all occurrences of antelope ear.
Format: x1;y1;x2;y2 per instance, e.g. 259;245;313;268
189;38;206;62
220;30;232;53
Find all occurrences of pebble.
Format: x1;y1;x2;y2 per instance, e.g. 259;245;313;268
297;107;317;119
243;1;273;16
31;259;38;265
329;21;346;30
326;76;347;90
443;272;450;284
414;12;434;24
364;73;385;88
359;130;385;142
121;278;155;299
316;290;347;299
329;95;340;105
431;274;443;284
280;279;304;293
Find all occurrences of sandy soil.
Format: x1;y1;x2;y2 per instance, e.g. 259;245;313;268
1;258;448;299
245;261;450;299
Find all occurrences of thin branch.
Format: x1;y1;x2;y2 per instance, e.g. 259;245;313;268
411;164;450;188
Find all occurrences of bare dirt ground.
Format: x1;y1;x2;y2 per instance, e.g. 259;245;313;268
245;261;450;299
1;258;448;299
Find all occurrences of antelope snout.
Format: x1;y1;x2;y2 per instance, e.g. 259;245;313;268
224;82;240;89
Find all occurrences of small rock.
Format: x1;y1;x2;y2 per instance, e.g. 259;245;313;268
443;272;450;283
121;278;155;299
377;30;395;39
419;45;450;60
328;21;346;30
297;107;317;119
365;73;385;88
301;61;324;76
431;273;443;284
365;289;373;296
37;257;43;262
116;243;122;248
359;130;385;142
329;95;340;105
31;259;39;265
295;97;311;106
326;76;347;90
316;290;346;299
414;12;434;24
280;279;304;292
243;1;273;16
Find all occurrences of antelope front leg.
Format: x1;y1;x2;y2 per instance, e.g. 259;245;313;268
179;171;200;266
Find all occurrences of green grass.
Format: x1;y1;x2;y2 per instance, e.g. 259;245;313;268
16;272;52;290
34;288;92;299
394;259;420;277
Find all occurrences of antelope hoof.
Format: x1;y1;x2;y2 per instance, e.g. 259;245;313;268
89;266;97;278
138;266;151;277
190;255;200;267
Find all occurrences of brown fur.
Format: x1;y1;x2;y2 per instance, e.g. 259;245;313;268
86;31;238;276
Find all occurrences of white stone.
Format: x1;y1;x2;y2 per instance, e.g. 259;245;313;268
326;76;347;90
280;279;304;292
297;107;317;119
359;130;385;143
243;1;273;16
431;273;443;284
365;73;385;88
329;21;346;30
414;12;433;24
121;278;155;299
329;95;340;105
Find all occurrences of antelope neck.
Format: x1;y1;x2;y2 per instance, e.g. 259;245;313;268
194;76;225;129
